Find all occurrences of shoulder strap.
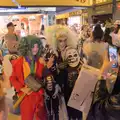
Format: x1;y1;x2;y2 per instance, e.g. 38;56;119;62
14;34;18;41
90;80;99;107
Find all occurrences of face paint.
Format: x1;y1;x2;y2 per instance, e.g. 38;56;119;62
65;48;80;67
31;44;39;56
58;38;67;51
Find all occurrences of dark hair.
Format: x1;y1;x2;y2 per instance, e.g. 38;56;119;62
7;22;16;28
103;28;112;45
93;24;104;41
41;24;45;31
18;35;43;57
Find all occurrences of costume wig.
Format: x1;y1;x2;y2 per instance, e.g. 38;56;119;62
18;35;43;57
45;25;78;53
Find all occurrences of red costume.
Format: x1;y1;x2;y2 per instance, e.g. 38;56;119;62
10;57;47;120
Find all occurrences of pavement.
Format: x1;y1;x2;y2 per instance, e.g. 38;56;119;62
8;114;21;120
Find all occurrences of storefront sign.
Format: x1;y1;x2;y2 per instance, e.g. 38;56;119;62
56;13;69;19
69;10;82;16
94;4;112;15
75;0;86;3
0;0;92;6
95;0;111;4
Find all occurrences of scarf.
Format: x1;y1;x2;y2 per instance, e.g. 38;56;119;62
25;56;37;74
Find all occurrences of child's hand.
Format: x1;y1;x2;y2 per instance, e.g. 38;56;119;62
47;55;54;69
52;85;60;98
39;57;46;65
20;86;32;95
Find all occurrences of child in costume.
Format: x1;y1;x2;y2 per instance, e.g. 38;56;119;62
43;44;60;120
44;70;60;120
10;35;47;120
64;47;83;119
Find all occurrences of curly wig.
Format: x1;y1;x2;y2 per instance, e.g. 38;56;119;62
45;25;78;53
18;35;43;57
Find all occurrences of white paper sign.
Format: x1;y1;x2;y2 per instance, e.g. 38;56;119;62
68;65;100;114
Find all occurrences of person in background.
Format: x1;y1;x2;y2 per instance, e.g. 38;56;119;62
83;24;108;69
61;19;66;26
20;23;27;37
101;23;105;32
0;50;8;120
4;22;20;54
110;20;120;47
114;20;120;34
103;28;113;46
86;60;120;120
41;24;45;35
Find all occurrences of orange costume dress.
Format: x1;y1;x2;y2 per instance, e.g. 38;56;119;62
10;57;47;120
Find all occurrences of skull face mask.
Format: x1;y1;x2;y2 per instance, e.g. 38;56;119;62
65;48;80;67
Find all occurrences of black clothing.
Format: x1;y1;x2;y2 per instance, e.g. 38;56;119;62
87;80;120;120
64;65;82;120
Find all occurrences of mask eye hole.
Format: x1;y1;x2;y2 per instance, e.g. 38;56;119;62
74;54;77;57
68;55;72;59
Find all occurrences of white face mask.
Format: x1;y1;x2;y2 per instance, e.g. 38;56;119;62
65;48;80;67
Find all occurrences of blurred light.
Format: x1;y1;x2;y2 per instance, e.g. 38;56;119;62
43;15;47;19
12;15;19;21
28;16;36;21
117;4;120;9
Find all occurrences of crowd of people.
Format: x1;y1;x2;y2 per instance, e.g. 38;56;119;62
0;19;120;120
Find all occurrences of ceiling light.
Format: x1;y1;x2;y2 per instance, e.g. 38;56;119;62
12;0;21;8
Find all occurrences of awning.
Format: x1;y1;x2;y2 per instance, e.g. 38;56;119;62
0;0;92;7
56;7;86;19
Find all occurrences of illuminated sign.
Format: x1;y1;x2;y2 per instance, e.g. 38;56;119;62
69;10;82;16
95;0;111;4
56;13;69;19
0;0;92;6
75;0;86;3
94;4;112;15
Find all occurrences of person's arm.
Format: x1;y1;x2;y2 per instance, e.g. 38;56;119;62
10;62;24;92
10;62;33;95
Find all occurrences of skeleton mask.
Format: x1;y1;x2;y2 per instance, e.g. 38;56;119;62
65;48;80;67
